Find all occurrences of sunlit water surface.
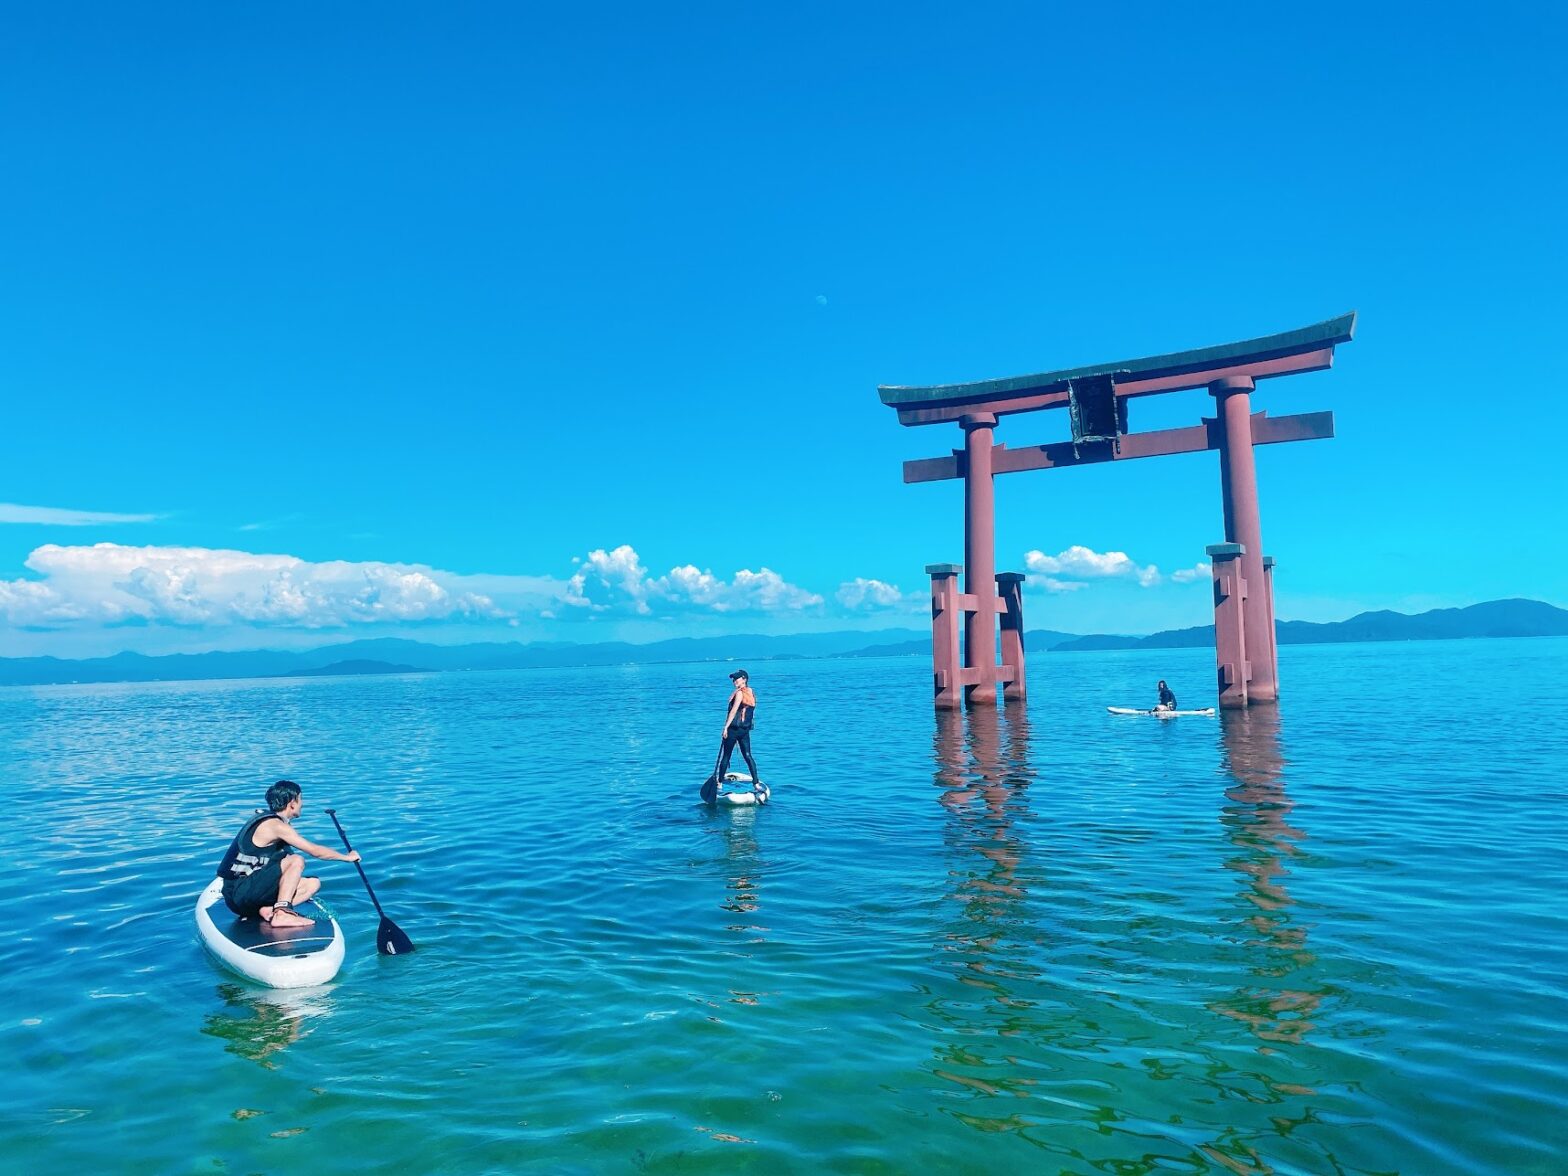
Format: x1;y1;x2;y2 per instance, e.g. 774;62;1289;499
4;640;1566;1174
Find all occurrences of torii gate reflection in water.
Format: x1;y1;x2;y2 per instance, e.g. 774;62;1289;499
879;313;1356;710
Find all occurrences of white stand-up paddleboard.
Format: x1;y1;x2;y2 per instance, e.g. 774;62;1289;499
1107;706;1216;718
714;772;771;806
195;877;345;989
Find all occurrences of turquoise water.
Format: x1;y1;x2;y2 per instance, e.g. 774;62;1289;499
5;639;1566;1174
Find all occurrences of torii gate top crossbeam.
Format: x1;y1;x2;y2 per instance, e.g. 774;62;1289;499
879;312;1356;427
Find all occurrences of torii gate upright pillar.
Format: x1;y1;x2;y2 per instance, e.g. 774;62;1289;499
1211;376;1278;703
962;413;998;706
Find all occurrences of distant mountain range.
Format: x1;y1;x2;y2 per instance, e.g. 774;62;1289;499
0;629;930;686
1049;598;1568;652
842;630;1082;658
289;659;428;677
1;598;1563;687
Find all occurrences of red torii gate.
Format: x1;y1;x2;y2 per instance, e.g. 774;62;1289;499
879;313;1356;710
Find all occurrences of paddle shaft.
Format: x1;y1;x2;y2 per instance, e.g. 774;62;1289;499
323;808;388;919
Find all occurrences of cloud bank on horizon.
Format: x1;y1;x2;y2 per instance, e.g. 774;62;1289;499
0;538;1205;645
0;544;518;630
0;541;862;633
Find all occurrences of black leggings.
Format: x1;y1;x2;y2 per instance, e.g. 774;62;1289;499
717;728;759;781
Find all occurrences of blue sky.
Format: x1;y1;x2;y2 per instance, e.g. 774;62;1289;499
2;3;1565;656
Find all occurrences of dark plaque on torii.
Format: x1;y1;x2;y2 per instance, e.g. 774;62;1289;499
878;313;1356;710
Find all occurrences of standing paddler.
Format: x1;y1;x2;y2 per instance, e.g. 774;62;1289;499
214;780;361;928
702;669;768;803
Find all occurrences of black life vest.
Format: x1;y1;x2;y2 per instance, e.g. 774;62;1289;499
216;810;291;884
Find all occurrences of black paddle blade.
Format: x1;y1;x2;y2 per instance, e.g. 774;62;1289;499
700;774;719;804
377;917;416;956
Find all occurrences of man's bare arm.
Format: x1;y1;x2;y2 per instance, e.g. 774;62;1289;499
264;819;360;862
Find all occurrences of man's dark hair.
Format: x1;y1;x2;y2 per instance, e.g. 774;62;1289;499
266;779;302;812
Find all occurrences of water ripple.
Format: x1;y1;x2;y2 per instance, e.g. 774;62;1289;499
4;642;1567;1172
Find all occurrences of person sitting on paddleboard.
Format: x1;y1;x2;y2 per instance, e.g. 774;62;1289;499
215;780;360;929
704;669;766;803
1155;680;1177;711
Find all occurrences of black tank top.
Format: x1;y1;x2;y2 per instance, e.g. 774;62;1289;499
216;811;291;883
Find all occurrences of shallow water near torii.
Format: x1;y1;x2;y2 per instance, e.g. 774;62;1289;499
4;639;1566;1174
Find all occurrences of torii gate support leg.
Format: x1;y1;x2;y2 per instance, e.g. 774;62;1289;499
997;572;1026;702
1207;543;1249;708
1211;377;1278;703
1262;555;1280;693
928;564;963;710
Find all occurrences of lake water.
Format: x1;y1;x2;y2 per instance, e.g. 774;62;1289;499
4;639;1566;1174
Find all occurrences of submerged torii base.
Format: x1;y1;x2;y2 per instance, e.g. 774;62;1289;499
879;313;1355;709
926;564;1025;709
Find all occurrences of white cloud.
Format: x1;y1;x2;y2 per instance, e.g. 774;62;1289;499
561;544;823;617
1027;545;1137;578
836;577;909;610
1025;544;1164;588
0;502;159;526
1038;576;1089;593
565;545;653;614
1171;562;1212;584
0;543;514;630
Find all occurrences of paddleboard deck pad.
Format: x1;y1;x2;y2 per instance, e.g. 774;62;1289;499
195;877;345;989
1107;706;1216;717
707;772;771;807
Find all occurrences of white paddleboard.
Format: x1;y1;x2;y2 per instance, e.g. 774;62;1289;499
714;772;771;806
1107;706;1216;718
195;877;345;989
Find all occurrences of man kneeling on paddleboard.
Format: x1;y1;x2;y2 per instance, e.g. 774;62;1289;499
215;780;360;929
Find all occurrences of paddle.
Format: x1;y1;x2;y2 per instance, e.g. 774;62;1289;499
701;737;725;804
322;808;415;956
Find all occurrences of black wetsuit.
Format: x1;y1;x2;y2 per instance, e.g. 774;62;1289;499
216;811;293;917
1158;685;1177;709
716;690;759;783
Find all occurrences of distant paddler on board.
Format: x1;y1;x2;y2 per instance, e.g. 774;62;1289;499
701;668;771;806
1107;679;1215;718
1155;679;1177;712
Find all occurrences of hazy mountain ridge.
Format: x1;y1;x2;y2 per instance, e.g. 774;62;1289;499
843;630;1081;658
0;628;929;685
2;600;1563;686
1049;598;1568;652
288;659;429;677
